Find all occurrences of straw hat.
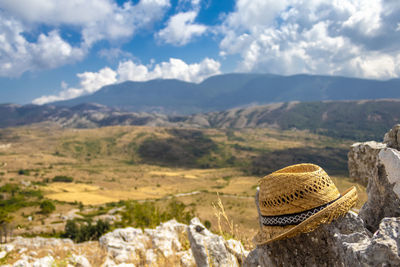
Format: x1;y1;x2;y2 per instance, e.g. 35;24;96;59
253;163;357;245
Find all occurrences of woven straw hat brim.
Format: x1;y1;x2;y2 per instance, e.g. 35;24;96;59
253;186;357;246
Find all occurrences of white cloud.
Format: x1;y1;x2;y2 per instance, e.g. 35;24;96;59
0;0;171;45
33;67;117;105
220;0;400;79
177;0;201;11
0;0;171;77
0;15;85;77
157;11;207;46
118;57;220;83
98;48;135;62
82;0;171;46
0;0;113;25
32;57;221;104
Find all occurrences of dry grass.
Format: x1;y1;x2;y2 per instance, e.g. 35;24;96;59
0;124;365;238
331;176;367;209
212;193;255;253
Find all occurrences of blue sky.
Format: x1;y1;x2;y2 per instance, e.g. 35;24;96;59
0;0;400;104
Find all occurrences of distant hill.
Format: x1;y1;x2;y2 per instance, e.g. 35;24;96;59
52;73;400;114
0;103;177;129
1;99;399;141
196;99;400;140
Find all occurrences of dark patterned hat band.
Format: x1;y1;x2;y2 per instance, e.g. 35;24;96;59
260;196;340;226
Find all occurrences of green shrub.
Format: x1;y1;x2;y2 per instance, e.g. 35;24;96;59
39;200;56;214
52;176;73;183
63;219;110;242
0;183;19;195
248;147;348;175
0;209;13;224
118;198;195;229
18;169;30;176
0;184;43;216
137;129;216;167
204;220;212;229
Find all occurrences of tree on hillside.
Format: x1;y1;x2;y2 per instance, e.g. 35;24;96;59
40;200;56;215
0;210;13;243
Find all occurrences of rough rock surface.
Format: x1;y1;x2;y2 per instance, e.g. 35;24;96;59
10;236;73;248
359;147;400;232
3;219;242;266
341;217;400;266
384;124;400;150
187;217;243;267
70;254;91;267
99;226;150;263
252;197;400;266
99;220;195;267
348;141;386;185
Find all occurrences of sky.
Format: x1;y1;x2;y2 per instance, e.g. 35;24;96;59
0;0;400;105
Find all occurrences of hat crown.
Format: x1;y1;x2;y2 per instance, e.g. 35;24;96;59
258;164;340;216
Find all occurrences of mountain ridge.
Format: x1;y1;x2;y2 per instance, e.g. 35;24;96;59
51;73;400;114
1;99;400;141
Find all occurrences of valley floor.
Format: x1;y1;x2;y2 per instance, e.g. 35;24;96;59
0;124;366;245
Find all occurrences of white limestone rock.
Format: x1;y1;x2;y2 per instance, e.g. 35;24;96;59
99;227;149;263
2;244;14;252
188;217;238;267
341;217;400;266
177;249;196;267
12;259;30;267
226;238;249;264
145;249;157;266
383;124;400;150
379;148;400;198
144;219;187;257
69;254;91;267
11;236;73;249
348;141;386;185
32;256;54;267
359;147;400;232
101;257;117;267
0;251;7;259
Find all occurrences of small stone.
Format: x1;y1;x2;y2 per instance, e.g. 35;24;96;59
70;254;91;267
0;251;7;259
32;256;54;267
17;248;27;254
195;225;204;233
3;244;14;252
12;259;30;267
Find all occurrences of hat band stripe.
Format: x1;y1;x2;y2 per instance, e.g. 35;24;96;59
260;196;340;226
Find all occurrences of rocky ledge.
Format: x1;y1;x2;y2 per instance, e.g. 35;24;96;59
244;124;400;266
0;218;247;267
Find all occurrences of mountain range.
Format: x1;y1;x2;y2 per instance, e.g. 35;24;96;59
1;99;400;141
53;73;400;114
